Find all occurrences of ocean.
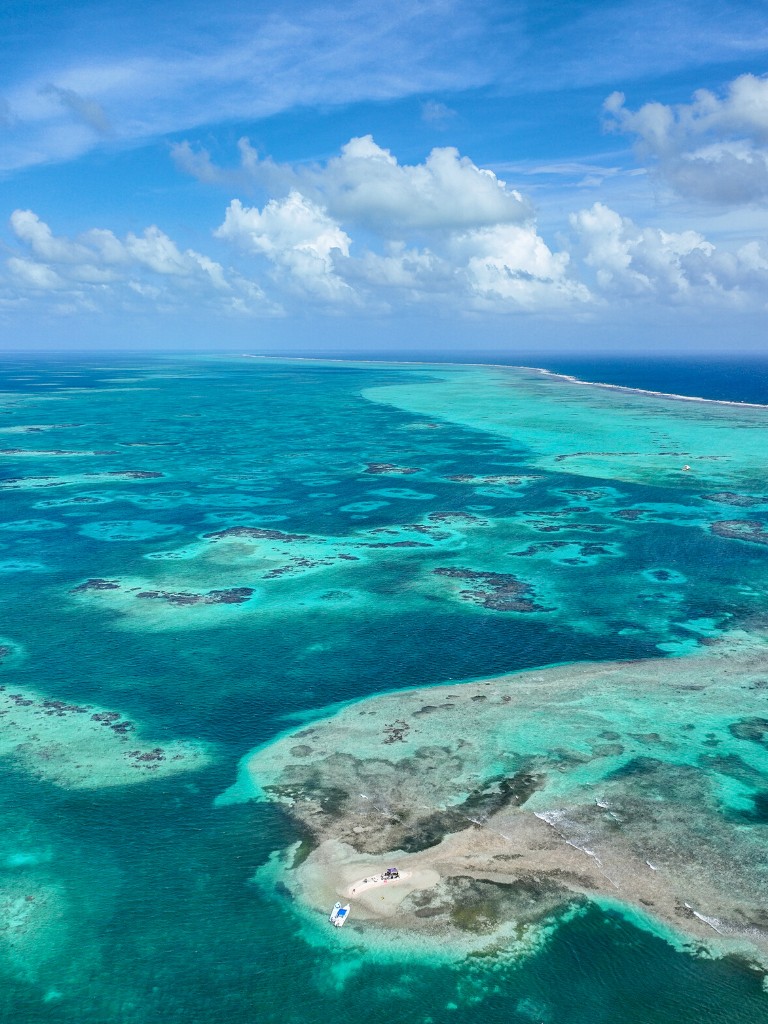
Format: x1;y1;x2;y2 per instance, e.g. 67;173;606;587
0;354;766;1023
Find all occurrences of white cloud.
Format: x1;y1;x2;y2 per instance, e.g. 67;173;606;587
352;225;590;314
179;135;531;235
7;257;66;291
206;149;586;313
571;201;768;306
11;209;92;264
4;210;276;318
10;210;231;290
456;224;591;310
320;137;530;233
215;193;354;302
605;75;768;203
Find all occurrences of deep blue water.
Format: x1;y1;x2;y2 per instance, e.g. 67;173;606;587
532;356;768;406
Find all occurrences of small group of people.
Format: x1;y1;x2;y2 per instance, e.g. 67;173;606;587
383;867;399;880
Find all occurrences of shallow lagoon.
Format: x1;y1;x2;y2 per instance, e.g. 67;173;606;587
0;355;767;1023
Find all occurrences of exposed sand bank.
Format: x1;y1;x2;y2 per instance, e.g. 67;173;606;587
297;850;437;919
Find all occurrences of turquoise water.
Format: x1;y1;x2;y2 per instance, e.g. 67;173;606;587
1;355;767;1022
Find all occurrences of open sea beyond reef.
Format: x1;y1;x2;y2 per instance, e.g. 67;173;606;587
1;353;767;1024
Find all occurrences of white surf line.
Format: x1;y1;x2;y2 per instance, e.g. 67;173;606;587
531;367;768;411
684;903;726;935
534;812;621;890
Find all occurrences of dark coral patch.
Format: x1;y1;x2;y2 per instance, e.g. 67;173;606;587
363;463;420;475
433;567;546;612
70;578;121;593
362;540;432;549
106;471;163;479
512;541;570;557
203;526;310;542
728;718;768;747
531;506;590;518
136;587;254;606
711;520;768;545
444;474;527;486
427;511;484;525
561;489;604;500
402;524;451;538
701;492;765;507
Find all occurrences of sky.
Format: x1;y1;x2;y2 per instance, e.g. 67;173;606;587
1;0;768;355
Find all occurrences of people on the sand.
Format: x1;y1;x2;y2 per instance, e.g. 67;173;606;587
351;869;400;898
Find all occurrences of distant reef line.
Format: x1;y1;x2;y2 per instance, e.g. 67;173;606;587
238;355;768;411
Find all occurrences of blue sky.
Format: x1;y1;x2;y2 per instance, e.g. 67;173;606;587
2;0;768;353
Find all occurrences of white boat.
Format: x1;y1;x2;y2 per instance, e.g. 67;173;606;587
329;903;350;927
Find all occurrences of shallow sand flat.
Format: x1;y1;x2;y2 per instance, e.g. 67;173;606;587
0;877;70;983
363;366;768;491
237;634;768;962
0;684;214;788
285;818;755;958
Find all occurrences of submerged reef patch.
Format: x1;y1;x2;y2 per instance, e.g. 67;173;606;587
702;493;767;507
0;684;213;788
363;463;421;475
70;577;254;607
0;470;163;490
710;520;768;546
432;566;548;612
135;586;254;606
442;474;538;487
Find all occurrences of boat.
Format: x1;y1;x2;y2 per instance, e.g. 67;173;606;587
329;902;350;927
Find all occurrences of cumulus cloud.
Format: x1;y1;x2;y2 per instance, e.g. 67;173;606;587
215;193;355;302
4;210;276;318
11;209;93;264
604;75;768;204
177;135;531;234
571;201;768;306
455;224;591;310
202;138;589;313
348;224;590;313
212;185;587;314
318;137;530;233
15;121;768;334
7;257;66;291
